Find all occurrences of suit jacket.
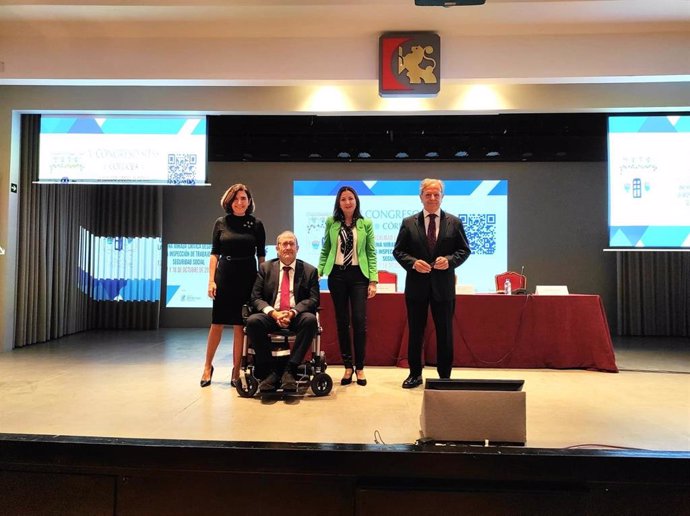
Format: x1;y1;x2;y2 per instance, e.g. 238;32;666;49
250;258;320;314
317;216;378;281
393;210;471;301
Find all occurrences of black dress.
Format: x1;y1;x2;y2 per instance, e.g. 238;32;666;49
210;214;266;325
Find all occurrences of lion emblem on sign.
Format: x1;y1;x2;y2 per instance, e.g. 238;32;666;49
398;45;437;84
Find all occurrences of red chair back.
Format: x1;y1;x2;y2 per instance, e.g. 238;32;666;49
378;270;398;292
495;271;527;294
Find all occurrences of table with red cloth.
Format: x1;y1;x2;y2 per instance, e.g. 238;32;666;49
318;293;618;372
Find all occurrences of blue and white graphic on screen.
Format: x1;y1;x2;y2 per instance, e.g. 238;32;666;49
78;228;162;301
167;153;198;185
166;243;213;308
294;180;507;293
462;213;496;255
608;115;690;248
39;114;207;185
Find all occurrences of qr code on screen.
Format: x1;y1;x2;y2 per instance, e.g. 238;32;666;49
167;154;197;185
460;213;496;255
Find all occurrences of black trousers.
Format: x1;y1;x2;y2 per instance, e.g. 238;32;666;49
245;311;317;379
404;296;455;378
327;265;369;370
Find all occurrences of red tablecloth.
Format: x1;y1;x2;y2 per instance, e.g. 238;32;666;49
318;293;618;372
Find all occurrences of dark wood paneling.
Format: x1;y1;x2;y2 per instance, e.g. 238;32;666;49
357;488;588;516
117;472;354;516
0;470;115;516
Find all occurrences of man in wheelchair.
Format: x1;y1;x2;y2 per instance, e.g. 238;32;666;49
246;231;320;393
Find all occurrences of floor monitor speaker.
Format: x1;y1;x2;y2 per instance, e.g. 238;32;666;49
420;379;526;445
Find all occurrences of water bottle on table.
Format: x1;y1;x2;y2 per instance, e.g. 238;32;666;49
504;278;512;295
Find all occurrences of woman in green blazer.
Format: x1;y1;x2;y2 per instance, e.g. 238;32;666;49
318;186;378;386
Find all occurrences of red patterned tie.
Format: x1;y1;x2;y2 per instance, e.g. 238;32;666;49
279;266;291;311
427;214;437;251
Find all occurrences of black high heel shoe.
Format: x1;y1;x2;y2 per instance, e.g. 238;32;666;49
356;370;367;386
340;368;354;386
230;367;238;388
200;365;214;388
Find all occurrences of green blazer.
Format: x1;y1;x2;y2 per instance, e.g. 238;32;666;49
318;216;378;282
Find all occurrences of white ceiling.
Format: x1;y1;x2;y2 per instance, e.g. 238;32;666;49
1;0;689;39
0;0;688;92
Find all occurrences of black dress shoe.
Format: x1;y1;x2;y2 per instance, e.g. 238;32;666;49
259;372;279;392
356;371;367;386
402;375;423;389
280;371;297;392
200;365;214;388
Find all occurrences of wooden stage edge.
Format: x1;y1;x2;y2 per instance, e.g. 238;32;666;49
1;433;689;515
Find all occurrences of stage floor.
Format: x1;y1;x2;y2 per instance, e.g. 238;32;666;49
1;329;688;451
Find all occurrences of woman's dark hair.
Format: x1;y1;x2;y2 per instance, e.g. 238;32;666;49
332;185;363;222
220;183;255;215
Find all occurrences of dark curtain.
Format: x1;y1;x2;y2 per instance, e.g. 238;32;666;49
14;115;162;348
617;252;690;336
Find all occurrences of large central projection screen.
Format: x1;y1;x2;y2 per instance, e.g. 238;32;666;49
294;180;507;293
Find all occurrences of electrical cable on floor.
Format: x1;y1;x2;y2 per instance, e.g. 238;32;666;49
618;368;689;375
564;443;649;451
373;429;386;444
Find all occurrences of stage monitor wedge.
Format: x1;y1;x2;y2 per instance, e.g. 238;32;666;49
425;378;524;391
421;378;526;445
415;0;486;5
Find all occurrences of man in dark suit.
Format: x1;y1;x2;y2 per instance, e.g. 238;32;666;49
393;178;471;388
246;230;320;392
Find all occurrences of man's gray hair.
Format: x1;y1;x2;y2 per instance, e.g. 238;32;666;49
420;178;444;195
276;230;298;246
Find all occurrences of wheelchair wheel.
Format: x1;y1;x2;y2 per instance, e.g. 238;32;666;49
235;375;259;398
310;373;333;397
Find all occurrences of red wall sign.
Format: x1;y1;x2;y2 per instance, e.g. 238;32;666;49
379;32;441;97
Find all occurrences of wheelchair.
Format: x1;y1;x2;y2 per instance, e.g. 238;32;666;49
235;305;333;398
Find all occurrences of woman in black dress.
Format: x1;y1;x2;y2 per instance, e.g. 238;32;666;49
200;184;266;387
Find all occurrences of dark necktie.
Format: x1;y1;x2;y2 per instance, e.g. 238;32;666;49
279;266;291;311
427;214;437;251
